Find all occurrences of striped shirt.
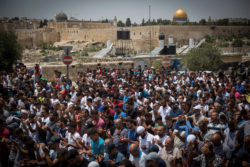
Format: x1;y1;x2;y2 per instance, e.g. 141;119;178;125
207;121;226;134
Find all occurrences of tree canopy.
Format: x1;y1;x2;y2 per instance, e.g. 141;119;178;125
12;17;19;21
126;18;131;27
180;43;222;71
43;19;48;26
0;31;23;72
117;20;125;27
199;19;207;25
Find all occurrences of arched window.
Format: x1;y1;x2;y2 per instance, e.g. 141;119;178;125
140;32;141;35
134;33;135;35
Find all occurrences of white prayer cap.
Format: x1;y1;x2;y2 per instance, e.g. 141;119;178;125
88;161;100;167
137;126;145;133
21;110;29;115
156;87;162;91
6;116;14;124
187;134;196;143
193;104;201;110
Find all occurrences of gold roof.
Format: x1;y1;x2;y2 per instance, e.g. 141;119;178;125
173;8;187;18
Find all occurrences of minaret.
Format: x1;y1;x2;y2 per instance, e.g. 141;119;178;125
208;16;211;23
55;13;57;21
114;16;117;27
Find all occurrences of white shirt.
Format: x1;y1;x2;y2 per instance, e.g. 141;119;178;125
81;134;91;161
70;91;77;102
18;99;25;107
139;132;154;154
158;106;171;123
39;66;43;75
129;150;146;167
238;103;250;111
59;127;69;149
68;131;81;150
81;96;92;106
154;135;169;154
28;121;40;142
201;104;209;116
35;145;47;166
41;117;50;126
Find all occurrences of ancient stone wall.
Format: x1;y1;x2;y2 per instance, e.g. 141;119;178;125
15;25;250;51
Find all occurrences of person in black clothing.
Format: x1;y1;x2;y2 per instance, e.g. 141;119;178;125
129;64;134;75
67;149;89;167
238;67;246;80
124;101;137;121
142;112;155;135
218;69;224;80
103;114;116;139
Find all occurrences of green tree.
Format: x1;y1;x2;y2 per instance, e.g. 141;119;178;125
157;18;162;24
12;17;19;21
117;20;125;27
162;19;171;25
199;19;207;25
232;38;245;47
133;22;138;26
0;31;23;72
180;43;222;71
126;18;131;27
153;58;163;70
169;21;178;25
39;20;43;28
43;19;48;26
142;18;145;26
205;35;215;43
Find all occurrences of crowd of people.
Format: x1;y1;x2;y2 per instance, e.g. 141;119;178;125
0;63;250;167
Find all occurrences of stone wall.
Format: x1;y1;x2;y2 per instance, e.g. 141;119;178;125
16;25;250;51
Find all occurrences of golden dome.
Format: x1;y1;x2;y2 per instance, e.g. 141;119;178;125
173;8;187;18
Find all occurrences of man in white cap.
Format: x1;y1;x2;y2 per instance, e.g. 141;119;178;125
137;126;154;154
189;104;205;126
19;110;29;134
186;134;204;155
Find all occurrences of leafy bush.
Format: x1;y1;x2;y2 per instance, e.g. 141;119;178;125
81;51;89;56
246;41;250;46
232;39;245;47
205;35;215;43
217;43;229;47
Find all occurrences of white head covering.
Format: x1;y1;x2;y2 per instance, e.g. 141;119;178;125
193;104;201;110
187;134;196;143
88;161;100;167
6;116;14;124
21;109;29;115
137;126;145;133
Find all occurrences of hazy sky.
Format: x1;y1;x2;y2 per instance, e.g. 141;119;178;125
1;0;250;23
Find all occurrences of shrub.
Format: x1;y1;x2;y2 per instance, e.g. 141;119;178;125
218;43;229;47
